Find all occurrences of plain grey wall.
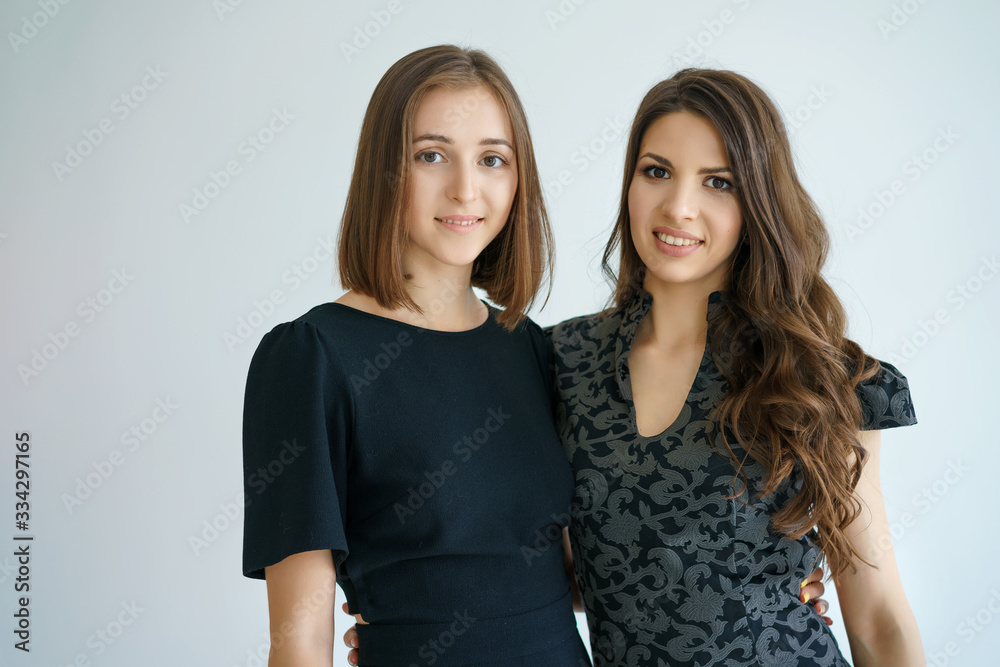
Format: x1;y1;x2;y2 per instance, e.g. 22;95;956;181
1;1;997;665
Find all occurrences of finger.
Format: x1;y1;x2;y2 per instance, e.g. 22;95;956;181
342;602;350;614
805;567;823;584
800;581;825;603
348;647;359;666
343;625;358;648
813;598;829;617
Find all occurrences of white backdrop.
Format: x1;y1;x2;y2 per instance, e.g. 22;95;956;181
1;1;997;665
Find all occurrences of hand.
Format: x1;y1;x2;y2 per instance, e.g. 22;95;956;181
342;602;367;666
801;567;834;626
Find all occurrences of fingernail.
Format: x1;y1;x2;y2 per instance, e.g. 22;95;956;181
351;636;358;648
802;592;810;604
800;579;808;588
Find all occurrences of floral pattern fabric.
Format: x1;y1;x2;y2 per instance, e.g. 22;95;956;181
548;290;916;667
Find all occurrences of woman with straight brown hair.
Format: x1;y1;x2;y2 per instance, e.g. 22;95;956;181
241;45;591;666
550;68;924;666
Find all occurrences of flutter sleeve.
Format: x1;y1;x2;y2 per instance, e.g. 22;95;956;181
241;320;352;579
857;359;917;431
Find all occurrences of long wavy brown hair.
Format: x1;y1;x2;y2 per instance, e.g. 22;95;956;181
602;69;880;578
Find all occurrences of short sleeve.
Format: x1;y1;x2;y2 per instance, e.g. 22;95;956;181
242;321;352;580
526;319;557;416
857;359;917;431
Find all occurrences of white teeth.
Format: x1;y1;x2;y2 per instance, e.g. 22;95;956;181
438;218;479;226
656;232;700;246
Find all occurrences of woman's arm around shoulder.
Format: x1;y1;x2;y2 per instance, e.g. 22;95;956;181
834;430;925;667
265;549;338;667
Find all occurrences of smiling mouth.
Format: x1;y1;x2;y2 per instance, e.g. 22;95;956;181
655;232;702;247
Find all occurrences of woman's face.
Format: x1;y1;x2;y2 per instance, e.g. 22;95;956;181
403;85;517;273
628;111;743;295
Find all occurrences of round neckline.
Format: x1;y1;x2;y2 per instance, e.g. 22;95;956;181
327;300;496;336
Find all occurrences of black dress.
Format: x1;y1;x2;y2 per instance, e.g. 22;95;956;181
242;303;591;667
549;290;917;667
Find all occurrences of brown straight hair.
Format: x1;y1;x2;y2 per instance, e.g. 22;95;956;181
337;44;552;329
603;69;881;579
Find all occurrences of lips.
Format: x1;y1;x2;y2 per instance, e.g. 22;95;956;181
652;228;702;257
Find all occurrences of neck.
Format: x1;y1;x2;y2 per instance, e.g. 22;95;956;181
396;250;485;331
636;277;721;350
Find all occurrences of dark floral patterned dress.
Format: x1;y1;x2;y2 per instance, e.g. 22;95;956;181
548;290;916;667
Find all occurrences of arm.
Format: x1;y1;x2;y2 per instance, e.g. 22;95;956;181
834;430;925;666
265;550;337;667
562;526;584;612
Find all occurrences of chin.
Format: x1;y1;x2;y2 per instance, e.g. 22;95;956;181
428;248;485;269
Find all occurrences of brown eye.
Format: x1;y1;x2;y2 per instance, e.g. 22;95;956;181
417;151;442;163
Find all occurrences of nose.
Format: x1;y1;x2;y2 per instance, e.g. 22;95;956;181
659;179;698;223
446;161;478;204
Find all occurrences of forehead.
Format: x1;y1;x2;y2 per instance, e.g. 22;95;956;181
640;112;728;163
411;85;514;141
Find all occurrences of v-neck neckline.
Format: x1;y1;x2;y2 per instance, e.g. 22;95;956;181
613;288;722;440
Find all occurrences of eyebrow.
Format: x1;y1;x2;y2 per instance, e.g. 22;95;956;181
639;152;731;174
413;134;514;150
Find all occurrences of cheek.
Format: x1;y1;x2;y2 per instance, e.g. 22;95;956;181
711;202;742;248
627;185;645;234
492;171;518;215
726;207;743;243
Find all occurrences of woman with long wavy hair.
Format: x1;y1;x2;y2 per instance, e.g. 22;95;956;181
550;69;924;666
